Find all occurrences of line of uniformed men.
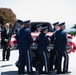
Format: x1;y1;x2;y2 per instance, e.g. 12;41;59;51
15;20;71;74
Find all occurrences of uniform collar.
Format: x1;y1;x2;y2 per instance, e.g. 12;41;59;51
59;29;63;31
41;32;46;35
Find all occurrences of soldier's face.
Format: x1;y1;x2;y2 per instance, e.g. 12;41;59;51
28;22;31;28
37;26;42;32
54;25;59;30
63;25;66;29
24;23;30;28
20;24;24;28
60;25;66;30
44;29;48;33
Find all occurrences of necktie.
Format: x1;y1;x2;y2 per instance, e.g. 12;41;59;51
6;28;9;34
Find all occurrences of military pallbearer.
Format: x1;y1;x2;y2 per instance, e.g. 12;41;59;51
36;26;50;74
18;20;33;74
50;22;71;74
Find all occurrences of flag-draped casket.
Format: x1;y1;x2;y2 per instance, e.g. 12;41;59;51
9;32;76;54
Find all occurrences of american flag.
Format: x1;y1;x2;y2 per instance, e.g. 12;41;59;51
9;32;76;54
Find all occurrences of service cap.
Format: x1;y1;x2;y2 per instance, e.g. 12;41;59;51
20;20;30;25
59;22;65;26
35;24;42;28
53;22;59;26
41;26;48;31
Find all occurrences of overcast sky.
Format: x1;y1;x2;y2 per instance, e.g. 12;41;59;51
0;0;76;31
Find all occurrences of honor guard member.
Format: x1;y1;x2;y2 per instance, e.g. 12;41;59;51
50;22;59;32
15;20;23;45
35;24;42;32
15;20;24;68
36;26;50;74
50;22;71;74
18;20;33;74
49;22;59;71
33;24;42;70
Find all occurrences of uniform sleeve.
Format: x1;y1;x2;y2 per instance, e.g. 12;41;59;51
15;31;19;41
36;36;39;43
27;29;33;44
63;32;67;45
50;33;55;42
45;35;50;46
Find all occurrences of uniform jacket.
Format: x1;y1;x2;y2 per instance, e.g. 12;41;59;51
36;32;50;52
50;29;67;52
15;29;20;49
18;27;33;51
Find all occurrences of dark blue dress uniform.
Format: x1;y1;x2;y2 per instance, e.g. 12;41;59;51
15;29;20;67
36;26;50;74
49;22;59;71
18;20;33;74
15;20;23;68
50;22;69;74
33;24;42;70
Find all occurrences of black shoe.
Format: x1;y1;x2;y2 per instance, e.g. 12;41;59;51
18;72;26;74
36;67;39;71
57;71;63;74
39;72;50;74
66;71;71;73
6;59;9;61
16;64;20;68
27;71;35;74
2;59;5;61
63;71;71;74
44;72;50;74
15;61;20;68
39;71;44;74
39;71;50;74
